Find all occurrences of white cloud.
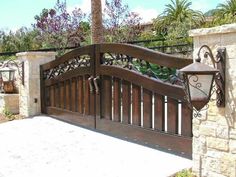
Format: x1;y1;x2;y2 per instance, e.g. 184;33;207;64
133;7;159;23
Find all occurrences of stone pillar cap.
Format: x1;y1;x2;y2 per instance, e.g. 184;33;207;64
16;51;56;57
189;23;236;37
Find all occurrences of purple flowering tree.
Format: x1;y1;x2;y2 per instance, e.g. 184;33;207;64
33;0;87;54
103;0;142;42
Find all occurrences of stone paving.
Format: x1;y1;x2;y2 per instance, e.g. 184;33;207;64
0;116;192;177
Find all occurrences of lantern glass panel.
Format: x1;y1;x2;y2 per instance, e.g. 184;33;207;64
188;74;214;102
9;71;15;81
1;71;10;82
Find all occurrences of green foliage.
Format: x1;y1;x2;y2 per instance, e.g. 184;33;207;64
204;0;236;27
2;107;14;121
133;60;176;81
175;169;194;177
153;0;204;45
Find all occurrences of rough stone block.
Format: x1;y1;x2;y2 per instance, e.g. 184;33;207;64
0;94;19;114
216;126;229;139
199;124;216;137
229;139;236;154
207;137;229;151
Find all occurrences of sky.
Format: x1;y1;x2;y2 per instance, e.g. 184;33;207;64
0;0;225;31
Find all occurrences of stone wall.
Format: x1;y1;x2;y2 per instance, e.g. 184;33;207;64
189;24;236;177
0;94;19;114
16;52;56;117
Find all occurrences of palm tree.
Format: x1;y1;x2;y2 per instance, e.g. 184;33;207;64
216;0;236;17
209;0;236;26
155;0;204;32
91;0;104;44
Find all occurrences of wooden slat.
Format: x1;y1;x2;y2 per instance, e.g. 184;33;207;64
71;78;76;112
50;85;55;107
101;76;112;120
89;83;95;116
143;88;152;129
60;82;65;109
77;76;84;114
53;85;57;107
55;83;60;108
122;80;131;124
154;94;165;131
45;86;50;107
44;67;91;86
65;80;71;110
181;103;193;137
84;75;90;115
132;84;141;126
167;97;178;134
99;65;185;101
113;78;121;122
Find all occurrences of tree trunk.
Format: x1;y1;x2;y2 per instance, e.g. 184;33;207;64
91;0;104;44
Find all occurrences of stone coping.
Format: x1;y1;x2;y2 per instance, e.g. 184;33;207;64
16;51;56;57
0;93;19;96
189;23;236;37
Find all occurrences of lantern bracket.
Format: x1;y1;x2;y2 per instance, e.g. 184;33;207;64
197;45;226;107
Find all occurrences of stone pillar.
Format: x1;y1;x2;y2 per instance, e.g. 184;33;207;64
16;52;56;117
189;24;236;177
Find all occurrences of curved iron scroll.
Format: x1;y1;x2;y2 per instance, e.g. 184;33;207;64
43;55;91;80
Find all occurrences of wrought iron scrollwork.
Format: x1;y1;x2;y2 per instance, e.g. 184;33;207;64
43;55;91;80
197;45;226;107
101;52;176;81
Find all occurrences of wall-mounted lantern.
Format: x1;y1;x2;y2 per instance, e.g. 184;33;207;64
179;45;226;112
0;60;24;93
0;66;16;93
180;61;218;111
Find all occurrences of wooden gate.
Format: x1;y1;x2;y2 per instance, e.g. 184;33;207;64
40;44;193;158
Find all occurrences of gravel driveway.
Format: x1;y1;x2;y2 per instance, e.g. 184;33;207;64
0;116;192;177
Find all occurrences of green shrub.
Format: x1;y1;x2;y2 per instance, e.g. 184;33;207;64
175;169;194;177
2;107;14;121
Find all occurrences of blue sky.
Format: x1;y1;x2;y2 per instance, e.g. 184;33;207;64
0;0;225;31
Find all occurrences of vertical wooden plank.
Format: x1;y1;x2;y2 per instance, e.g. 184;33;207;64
84;75;90;115
45;86;50;107
181;103;193;137
77;76;84;114
101;75;112;120
89;81;95;116
53;85;57;107
132;84;141;126
154;93;165;131
122;80;131;124
143;88;152;129
113;78;121;122
55;83;60;108
60;81;65;109
71;78;76;112
65;80;70;110
167;97;178;134
50;85;55;107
